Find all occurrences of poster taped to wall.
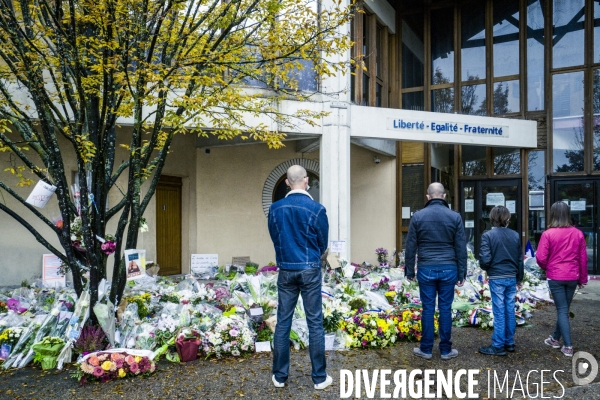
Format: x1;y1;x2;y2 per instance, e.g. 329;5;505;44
465;199;474;213
506;200;516;214
486;193;505;207
571;200;586;211
42;254;65;288
124;249;146;280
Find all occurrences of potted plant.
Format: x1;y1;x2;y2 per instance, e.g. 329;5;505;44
323;310;343;350
175;329;201;362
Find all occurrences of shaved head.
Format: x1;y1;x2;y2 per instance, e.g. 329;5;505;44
286;165;308;190
427;182;445;199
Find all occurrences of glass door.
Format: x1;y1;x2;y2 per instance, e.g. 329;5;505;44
551;180;596;274
460;179;522;258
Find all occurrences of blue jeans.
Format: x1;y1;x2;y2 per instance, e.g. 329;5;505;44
273;268;326;384
548;280;578;347
417;265;457;355
489;278;517;348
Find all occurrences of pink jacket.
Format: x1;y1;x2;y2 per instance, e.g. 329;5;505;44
536;227;588;285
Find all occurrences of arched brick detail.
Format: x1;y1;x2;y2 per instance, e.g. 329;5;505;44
262;158;320;216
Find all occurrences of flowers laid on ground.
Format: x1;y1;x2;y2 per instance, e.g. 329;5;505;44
0;247;550;385
340;311;399;349
0;327;23;358
32;337;65;369
203;315;255;358
124;293;152;319
323;297;348;333
394;307;435;342
72;351;156;384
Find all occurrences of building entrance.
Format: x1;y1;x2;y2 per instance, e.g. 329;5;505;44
460;179;522;258
551;179;598;274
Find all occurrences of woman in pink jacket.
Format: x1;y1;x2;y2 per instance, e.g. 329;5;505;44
536;201;588;357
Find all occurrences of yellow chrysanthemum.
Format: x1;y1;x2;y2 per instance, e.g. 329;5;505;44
101;361;112;371
118;368;126;378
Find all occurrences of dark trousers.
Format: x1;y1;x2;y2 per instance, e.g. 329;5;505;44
272;268;326;384
417;265;457;355
548;279;578;347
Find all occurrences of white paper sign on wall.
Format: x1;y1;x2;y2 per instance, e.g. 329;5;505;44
330;241;346;254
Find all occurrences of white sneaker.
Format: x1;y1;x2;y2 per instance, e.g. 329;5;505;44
272;375;285;388
314;375;333;390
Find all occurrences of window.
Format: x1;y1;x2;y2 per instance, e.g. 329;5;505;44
350;8;394;107
553;0;585;69
527;0;545;111
552;71;584;172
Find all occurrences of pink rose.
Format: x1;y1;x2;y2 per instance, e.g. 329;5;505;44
129;362;140;374
88;356;100;366
92;367;104;377
125;355;135;365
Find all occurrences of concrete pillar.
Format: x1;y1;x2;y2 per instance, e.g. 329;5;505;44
319;0;352;260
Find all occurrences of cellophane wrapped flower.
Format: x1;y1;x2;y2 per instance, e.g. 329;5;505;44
394;308;436;341
375;248;389;266
124;293;152;319
203;315;255;358
340;311;398;349
72;351;156;385
32;337;65;369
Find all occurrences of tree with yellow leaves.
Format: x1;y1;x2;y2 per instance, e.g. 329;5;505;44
0;0;353;309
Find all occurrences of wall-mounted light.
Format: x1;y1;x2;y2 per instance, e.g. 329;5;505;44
374;156;380;164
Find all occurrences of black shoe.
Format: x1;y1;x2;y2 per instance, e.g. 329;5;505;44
478;345;507;356
504;344;515;352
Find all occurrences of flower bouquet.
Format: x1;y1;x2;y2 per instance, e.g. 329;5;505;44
340;311;398;349
57;290;91;370
376;248;389;268
203;315;255;358
72;350;156;385
394;307;435;342
175;328;201;362
32;337;65;369
0;327;23;361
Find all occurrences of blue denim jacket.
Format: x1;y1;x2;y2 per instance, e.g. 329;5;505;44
268;191;329;270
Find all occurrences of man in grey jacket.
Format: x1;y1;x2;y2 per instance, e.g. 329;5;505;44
405;182;467;360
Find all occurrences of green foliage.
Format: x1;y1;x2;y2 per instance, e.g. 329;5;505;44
348;298;367;311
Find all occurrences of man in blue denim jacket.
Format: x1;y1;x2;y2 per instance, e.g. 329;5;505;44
405;182;467;361
268;165;332;390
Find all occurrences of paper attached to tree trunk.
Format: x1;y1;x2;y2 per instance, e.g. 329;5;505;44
26;180;57;208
